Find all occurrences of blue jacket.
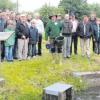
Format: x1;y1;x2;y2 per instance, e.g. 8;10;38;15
93;24;100;42
0;18;6;32
29;26;38;44
77;22;92;38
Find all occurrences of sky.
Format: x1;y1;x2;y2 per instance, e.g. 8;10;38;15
11;0;100;12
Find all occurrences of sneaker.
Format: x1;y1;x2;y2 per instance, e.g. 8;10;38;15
27;56;31;60
67;55;71;58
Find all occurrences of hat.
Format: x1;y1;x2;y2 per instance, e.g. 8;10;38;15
20;13;26;17
49;14;57;19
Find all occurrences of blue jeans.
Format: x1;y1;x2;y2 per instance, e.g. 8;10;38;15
28;44;36;57
63;36;71;57
5;46;14;61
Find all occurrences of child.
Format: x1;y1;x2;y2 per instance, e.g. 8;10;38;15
28;19;38;58
4;20;15;62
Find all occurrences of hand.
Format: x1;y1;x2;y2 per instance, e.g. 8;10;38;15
60;33;62;36
46;41;50;44
22;35;26;39
93;39;95;42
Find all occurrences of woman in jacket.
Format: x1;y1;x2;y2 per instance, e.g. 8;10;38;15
4;19;15;62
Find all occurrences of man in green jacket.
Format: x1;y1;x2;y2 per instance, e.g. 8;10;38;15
45;14;63;64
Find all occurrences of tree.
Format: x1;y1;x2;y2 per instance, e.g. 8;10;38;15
88;3;100;17
0;0;16;11
59;0;90;19
37;4;65;26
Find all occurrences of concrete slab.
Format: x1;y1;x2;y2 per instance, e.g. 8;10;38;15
0;78;5;87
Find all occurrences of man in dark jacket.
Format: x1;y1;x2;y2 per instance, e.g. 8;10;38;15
90;12;96;53
16;14;30;60
77;15;92;58
0;12;6;61
92;18;100;54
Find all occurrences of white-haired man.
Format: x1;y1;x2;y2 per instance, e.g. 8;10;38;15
16;14;30;60
34;13;44;56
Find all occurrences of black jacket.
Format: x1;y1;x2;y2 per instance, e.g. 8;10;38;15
77;22;92;38
29;27;39;44
92;24;100;42
15;22;30;39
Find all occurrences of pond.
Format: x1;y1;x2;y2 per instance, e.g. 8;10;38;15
75;87;100;100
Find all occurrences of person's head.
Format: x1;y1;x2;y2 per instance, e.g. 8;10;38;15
83;15;89;23
57;14;62;21
31;19;36;27
96;18;100;25
50;15;57;22
15;13;20;21
90;12;96;20
72;15;76;20
64;14;69;20
34;12;40;19
27;14;32;22
7;19;14;29
20;13;27;23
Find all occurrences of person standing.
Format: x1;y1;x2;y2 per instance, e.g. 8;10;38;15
45;14;62;63
34;13;44;56
77;15;92;58
62;14;73;58
70;15;78;55
4;20;15;62
28;19;38;58
90;12;96;53
92;18;100;54
16;14;30;60
0;12;6;61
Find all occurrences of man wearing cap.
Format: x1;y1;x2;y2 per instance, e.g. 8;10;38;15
15;14;30;60
34;13;44;56
45;14;62;63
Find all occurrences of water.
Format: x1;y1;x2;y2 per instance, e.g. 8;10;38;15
75;87;100;100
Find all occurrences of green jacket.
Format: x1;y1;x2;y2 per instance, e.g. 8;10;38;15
45;20;61;40
4;29;15;47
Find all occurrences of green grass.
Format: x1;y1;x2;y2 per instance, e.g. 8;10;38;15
0;41;100;100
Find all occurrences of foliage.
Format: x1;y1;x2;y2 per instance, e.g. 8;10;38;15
38;4;65;26
0;0;16;11
88;3;100;17
0;42;100;99
59;0;90;19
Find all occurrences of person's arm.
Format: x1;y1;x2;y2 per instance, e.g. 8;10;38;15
15;23;23;38
45;22;51;41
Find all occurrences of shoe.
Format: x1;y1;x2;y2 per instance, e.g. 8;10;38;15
27;56;31;60
67;55;71;58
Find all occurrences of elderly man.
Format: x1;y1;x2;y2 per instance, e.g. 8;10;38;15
77;15;92;58
16;14;30;60
34;13;44;56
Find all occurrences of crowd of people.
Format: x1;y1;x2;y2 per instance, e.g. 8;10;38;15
0;11;99;62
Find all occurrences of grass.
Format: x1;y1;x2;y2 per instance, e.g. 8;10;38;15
0;41;100;100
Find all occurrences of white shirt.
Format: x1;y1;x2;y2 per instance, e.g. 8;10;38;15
35;19;44;34
72;20;78;33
